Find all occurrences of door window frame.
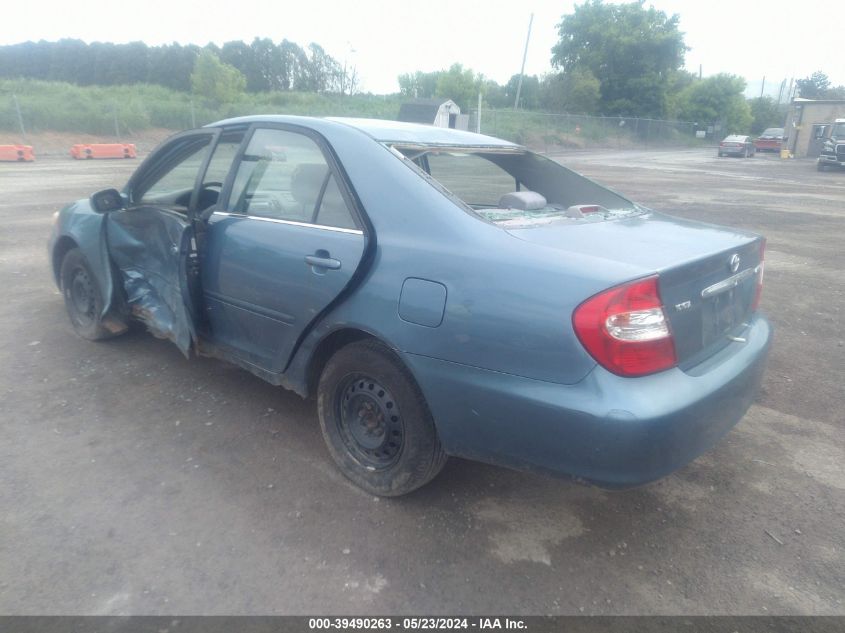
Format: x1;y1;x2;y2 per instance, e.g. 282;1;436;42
216;122;367;232
126;128;221;218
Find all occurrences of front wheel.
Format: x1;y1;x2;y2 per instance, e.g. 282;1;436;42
317;340;447;496
60;248;117;341
817;162;828;172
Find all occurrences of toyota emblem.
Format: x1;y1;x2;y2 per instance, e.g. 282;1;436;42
729;253;740;273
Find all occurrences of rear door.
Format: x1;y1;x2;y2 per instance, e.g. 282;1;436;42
202;125;367;373
107;129;220;356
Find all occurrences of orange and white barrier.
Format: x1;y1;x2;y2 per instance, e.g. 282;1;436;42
70;143;137;160
0;145;35;162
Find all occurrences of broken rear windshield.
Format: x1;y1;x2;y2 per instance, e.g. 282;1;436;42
392;145;642;227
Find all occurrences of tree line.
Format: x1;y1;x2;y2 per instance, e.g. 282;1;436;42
401;0;844;134
2;0;843;134
0;38;355;95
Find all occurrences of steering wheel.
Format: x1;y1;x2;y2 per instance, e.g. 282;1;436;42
203;181;224;189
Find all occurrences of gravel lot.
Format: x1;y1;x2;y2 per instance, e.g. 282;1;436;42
0;148;843;615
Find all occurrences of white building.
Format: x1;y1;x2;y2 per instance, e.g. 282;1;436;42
398;98;465;129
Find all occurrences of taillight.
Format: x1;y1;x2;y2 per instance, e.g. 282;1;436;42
572;275;677;377
752;238;766;311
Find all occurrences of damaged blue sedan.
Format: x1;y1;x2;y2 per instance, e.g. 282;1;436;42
48;116;772;496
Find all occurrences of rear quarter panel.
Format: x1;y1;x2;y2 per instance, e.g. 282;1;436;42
286;122;654;387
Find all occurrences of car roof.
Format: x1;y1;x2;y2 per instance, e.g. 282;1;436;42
206;115;520;148
328;117;520;147
723;134;749;141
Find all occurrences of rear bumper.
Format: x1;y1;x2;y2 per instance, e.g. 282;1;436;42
405;314;772;488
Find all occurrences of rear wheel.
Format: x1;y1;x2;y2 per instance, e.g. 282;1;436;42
317;339;447;496
60;248;116;341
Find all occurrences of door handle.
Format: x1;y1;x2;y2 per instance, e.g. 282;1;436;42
305;254;341;270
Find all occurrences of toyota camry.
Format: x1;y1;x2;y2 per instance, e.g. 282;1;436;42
48;116;772;496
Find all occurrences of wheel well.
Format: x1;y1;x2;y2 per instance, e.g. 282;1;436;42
306;328;378;396
52;236;79;286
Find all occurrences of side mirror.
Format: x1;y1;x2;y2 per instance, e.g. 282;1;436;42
90;188;126;214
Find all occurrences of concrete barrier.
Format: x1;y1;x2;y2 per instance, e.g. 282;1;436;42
70;143;137;160
0;145;35;162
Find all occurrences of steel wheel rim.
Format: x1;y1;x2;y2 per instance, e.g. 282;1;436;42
68;267;96;327
335;374;404;469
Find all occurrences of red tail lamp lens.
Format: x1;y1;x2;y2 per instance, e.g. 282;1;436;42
573;276;677;377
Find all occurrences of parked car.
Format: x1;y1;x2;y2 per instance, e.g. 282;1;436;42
49;116;772;496
817;119;845;171
753;128;785;153
718;134;756;157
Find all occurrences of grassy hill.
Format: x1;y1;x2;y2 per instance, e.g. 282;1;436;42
1;79;702;152
0;79;403;137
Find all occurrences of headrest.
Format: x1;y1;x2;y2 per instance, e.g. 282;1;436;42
291;163;329;204
498;191;547;210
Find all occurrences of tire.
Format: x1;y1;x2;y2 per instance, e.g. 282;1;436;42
817;162;827;172
317;339;447;496
60;248;115;341
718;152;724;157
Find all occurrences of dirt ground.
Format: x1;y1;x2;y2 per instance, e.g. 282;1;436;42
0;148;843;615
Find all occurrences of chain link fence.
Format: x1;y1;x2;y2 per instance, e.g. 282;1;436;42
470;109;703;151
2;84;705;154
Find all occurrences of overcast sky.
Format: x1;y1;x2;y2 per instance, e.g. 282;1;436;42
3;0;843;95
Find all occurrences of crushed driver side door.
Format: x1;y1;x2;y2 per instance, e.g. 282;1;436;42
105;129;221;357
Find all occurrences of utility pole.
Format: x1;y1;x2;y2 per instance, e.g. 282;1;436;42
12;94;27;142
759;76;766;99
342;41;356;97
476;91;482;133
513;13;534;111
113;104;121;140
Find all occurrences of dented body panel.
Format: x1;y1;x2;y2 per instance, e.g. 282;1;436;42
106;207;196;356
48;199;116;319
49;200;196;356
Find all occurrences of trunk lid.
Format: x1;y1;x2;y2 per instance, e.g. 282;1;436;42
506;211;764;368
